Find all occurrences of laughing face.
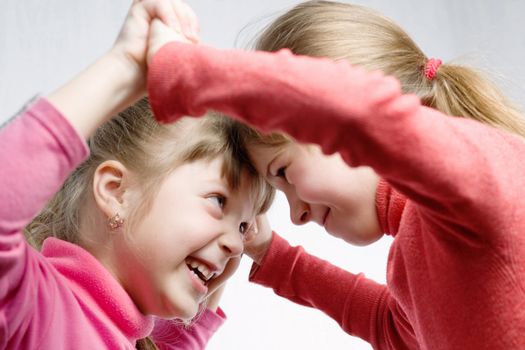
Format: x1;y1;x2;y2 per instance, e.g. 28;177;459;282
111;157;255;320
248;142;383;246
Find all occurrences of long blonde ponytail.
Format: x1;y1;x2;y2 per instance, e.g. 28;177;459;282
254;0;525;137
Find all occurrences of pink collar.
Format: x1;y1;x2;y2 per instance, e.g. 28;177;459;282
41;237;154;342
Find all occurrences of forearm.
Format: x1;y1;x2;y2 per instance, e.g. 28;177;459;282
48;51;144;139
248;233;412;347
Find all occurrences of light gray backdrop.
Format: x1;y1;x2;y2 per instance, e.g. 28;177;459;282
1;1;524;349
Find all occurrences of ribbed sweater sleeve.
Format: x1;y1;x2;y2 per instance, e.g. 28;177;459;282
148;43;525;245
248;232;417;349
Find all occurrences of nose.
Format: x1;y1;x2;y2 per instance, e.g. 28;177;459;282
218;226;244;257
286;192;310;225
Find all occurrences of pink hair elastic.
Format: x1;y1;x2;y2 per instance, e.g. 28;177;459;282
424;58;442;80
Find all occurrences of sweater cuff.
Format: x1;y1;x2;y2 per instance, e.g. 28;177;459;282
196;307;226;332
148;42;208;124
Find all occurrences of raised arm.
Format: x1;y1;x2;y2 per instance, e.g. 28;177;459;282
147;42;525;244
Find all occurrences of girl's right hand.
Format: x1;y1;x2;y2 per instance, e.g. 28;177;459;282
147;16;193;65
47;0;199;139
243;215;274;265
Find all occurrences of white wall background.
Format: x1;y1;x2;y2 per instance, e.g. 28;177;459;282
2;1;524;349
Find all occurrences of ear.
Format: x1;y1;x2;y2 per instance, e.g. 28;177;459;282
92;160;133;220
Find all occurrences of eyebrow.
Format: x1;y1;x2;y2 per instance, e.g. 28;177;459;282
203;177;232;192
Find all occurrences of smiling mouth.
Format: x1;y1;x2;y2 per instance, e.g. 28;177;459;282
185;257;217;286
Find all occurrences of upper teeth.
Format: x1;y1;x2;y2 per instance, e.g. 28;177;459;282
186;257;215;281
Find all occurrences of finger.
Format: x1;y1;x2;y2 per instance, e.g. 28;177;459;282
142;0;182;34
171;0;199;42
222;257;241;280
205;284;226;311
243;220;259;243
180;1;200;42
147;19;189;65
150;17;190;43
207;257;241;295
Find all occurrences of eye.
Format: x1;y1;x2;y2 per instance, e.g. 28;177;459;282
239;222;249;235
208;194;226;209
275;166;287;179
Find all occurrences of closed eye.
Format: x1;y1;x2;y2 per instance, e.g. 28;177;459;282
275;166;287;179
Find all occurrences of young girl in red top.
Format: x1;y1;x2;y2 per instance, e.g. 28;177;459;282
144;1;525;349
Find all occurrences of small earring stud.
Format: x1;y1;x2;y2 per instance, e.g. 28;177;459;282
108;213;124;230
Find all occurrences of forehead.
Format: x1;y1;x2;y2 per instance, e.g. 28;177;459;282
248;144;287;173
217;156;265;217
216;168;261;222
248;142;314;175
176;157;256;201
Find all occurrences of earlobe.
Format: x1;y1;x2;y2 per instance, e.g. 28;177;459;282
92;160;131;220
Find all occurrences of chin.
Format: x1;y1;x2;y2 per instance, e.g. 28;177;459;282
176;304;206;323
345;232;383;246
158;295;198;320
173;301;200;321
344;237;373;246
332;227;382;247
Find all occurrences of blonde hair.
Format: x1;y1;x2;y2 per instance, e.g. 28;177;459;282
136;337;158;350
24;98;274;350
247;0;525;147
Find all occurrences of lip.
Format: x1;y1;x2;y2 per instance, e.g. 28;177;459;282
186;265;209;296
190;256;220;275
185;256;223;292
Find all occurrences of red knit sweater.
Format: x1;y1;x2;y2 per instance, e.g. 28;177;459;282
147;43;525;350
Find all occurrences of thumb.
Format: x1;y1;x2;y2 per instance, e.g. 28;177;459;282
147;18;191;65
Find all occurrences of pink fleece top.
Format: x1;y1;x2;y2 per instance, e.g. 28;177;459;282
147;43;525;350
0;98;224;349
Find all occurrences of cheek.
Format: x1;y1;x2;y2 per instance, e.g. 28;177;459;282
130;210;194;262
292;165;359;209
293;175;330;203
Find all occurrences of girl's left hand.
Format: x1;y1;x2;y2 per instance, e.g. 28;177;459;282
243;215;273;265
207;256;241;297
47;0;200;139
111;0;200;92
206;284;227;312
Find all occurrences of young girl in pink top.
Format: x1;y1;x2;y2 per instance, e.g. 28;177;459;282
0;1;272;349
143;1;525;349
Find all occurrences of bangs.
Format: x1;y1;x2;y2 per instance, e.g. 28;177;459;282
220;153;275;215
179;114;276;216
